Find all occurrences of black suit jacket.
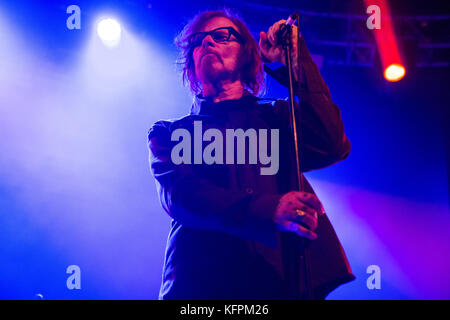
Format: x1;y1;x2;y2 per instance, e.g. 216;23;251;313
147;36;355;299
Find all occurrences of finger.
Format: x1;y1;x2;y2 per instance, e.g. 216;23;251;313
268;22;283;46
259;31;269;49
295;204;318;219
274;20;286;33
283;221;317;240
268;28;277;46
294;192;325;215
268;20;284;46
293;211;318;231
291;25;298;37
284;198;319;219
270;20;287;44
285;205;318;229
291;25;299;46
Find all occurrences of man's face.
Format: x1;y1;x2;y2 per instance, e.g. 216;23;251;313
192;17;242;88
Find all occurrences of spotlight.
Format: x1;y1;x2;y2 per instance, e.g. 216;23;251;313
97;18;121;47
384;64;406;82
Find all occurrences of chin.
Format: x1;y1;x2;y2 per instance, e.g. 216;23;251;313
200;67;226;83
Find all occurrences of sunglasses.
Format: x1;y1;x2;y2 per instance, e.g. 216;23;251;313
188;27;243;49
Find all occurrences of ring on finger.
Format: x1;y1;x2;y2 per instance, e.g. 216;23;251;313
295;209;307;217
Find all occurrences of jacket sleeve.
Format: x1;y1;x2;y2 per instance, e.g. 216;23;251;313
265;35;351;172
147;120;281;247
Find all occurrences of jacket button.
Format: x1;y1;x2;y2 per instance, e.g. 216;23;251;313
245;187;253;194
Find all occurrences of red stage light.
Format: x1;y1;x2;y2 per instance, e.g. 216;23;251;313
365;0;406;82
384;64;406;82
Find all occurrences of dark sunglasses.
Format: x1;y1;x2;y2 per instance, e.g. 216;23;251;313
188;27;243;49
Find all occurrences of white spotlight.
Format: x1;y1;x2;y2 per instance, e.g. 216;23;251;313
97;18;121;47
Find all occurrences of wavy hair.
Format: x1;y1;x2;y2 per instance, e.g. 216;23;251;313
175;9;264;96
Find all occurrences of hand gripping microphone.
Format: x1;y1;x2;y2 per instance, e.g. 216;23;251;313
276;12;299;47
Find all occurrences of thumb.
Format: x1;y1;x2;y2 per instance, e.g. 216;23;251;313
259;31;268;48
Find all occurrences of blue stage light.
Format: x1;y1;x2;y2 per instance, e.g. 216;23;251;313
96;18;121;47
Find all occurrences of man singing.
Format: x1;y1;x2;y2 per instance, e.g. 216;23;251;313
148;9;354;300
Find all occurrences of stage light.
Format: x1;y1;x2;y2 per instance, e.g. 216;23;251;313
384;64;406;82
365;0;406;83
97;18;121;47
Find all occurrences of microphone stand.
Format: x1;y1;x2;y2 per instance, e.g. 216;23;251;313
278;17;314;300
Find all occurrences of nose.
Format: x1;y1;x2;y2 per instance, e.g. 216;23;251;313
201;34;215;48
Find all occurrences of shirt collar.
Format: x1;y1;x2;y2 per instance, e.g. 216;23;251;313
191;90;260;116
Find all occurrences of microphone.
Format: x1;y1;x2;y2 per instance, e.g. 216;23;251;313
277;12;299;46
285;12;299;26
